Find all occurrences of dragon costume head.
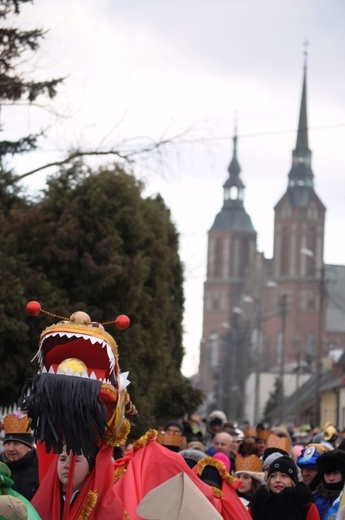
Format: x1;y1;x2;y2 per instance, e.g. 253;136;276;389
20;302;137;458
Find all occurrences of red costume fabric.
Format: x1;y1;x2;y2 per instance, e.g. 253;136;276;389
306;503;321;520
32;443;125;520
215;476;252;520
113;438;251;520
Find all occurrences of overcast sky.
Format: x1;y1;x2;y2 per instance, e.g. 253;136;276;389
6;0;345;377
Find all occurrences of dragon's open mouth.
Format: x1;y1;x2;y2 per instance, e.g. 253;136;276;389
21;307;134;454
36;322;119;388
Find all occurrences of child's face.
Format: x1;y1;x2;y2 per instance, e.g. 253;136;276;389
57;451;90;492
324;470;343;484
269;471;293;493
237;473;253;494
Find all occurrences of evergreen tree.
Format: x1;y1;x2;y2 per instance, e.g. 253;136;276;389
0;1;202;429
263;376;283;423
0;162;203;433
0;0;63;161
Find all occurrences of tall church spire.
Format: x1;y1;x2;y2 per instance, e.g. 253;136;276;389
287;49;314;202
223;125;245;205
296;53;309;152
210;125;255;233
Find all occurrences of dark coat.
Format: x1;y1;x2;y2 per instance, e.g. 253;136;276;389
250;482;317;520
0;448;39;501
313;481;343;520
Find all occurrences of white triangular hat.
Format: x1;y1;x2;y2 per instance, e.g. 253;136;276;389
136;472;222;520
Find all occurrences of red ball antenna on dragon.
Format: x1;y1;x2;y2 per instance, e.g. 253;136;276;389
25;300;130;330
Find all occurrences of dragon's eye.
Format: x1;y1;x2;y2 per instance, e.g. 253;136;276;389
91;322;101;328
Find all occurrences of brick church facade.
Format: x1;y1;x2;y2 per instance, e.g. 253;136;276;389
197;61;345;424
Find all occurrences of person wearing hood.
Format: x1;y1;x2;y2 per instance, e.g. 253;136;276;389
205;411;227;450
32;441;125;520
313;449;345;520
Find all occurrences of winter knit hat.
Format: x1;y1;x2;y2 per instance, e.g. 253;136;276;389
164;420;184;434
213;452;230;473
267;456;299;484
263;452;285;471
262;447;289;469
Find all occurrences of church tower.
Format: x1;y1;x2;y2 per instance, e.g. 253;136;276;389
264;56;326;374
198;131;257;415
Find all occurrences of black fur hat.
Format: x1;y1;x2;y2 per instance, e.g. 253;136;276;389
316;449;345;476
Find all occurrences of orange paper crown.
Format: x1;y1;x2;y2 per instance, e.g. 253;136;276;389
235;454;262;473
157;431;182;448
243;428;257;439
256;429;273;441
266;433;291;454
3;412;31;434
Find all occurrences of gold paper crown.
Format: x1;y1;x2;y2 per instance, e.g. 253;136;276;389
266;433;291;454
157;431;182;448
256;429;273;441
3;413;31;435
243;428;257;439
235;454;262;473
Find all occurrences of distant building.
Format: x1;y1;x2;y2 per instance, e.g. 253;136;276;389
197;58;345;425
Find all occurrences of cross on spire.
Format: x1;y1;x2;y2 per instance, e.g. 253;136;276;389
303;40;309;70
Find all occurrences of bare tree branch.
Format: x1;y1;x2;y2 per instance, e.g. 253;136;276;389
14;129;193;181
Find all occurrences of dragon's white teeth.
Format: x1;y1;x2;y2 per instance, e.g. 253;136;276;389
106;345;115;371
42;365;93;379
38;331;117;380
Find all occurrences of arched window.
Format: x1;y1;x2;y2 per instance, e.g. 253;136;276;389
214;239;223;278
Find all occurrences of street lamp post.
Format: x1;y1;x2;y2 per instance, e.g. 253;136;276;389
279;293;288;423
300;248;326;427
315;265;326;427
253;308;262;425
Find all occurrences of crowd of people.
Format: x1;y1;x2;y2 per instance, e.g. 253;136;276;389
2;407;345;519
147;412;345;520
2;305;345;519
